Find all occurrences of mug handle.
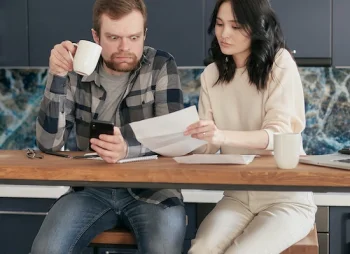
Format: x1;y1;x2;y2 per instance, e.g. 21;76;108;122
68;43;79;61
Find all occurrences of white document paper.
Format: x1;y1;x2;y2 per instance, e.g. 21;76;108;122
173;154;256;165
84;153;158;164
129;106;207;157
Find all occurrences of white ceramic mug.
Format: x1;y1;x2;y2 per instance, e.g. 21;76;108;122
273;133;301;169
69;40;102;76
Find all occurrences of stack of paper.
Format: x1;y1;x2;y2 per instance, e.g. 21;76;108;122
129;106;207;157
173;154;256;164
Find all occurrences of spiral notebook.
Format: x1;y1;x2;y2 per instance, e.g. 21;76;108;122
84;153;158;164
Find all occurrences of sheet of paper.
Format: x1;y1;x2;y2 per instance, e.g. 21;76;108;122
129;106;207;157
84;153;158;163
173;154;256;165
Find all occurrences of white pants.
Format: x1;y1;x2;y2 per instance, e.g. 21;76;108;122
188;191;317;254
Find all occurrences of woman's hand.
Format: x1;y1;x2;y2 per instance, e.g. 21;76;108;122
184;120;225;146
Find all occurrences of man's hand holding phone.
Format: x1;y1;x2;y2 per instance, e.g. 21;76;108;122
89;120;128;163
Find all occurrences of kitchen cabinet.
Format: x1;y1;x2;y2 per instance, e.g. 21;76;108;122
1;0;344;67
0;197;95;254
332;0;350;67
0;0;29;66
144;0;206;66
270;0;331;65
28;0;95;66
28;0;206;67
204;0;217;63
185;203;197;240
204;0;332;66
316;206;330;254
330;207;350;254
0;198;54;254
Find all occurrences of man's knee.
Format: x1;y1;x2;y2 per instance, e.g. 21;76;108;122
136;205;186;253
150;211;186;253
145;204;186;235
164;205;187;231
31;236;68;254
141;240;184;254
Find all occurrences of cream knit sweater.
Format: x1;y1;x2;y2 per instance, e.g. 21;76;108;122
198;49;306;155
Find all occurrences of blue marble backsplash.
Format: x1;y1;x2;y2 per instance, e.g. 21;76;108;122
1;67;349;155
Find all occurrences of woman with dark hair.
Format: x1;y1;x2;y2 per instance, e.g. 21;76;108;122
184;0;316;253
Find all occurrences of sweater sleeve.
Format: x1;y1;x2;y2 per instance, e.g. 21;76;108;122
262;50;306;150
196;64;221;154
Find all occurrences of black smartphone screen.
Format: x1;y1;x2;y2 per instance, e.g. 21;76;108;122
89;120;114;150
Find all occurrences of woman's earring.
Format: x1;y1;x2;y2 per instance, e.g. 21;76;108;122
224;56;229;73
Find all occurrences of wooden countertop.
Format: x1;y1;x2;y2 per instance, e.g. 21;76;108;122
1;150;350;191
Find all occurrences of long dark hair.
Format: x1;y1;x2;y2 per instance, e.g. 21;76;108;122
208;0;286;91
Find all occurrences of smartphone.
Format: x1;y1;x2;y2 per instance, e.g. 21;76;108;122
89;120;114;151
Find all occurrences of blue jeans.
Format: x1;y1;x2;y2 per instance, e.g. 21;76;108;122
31;188;186;254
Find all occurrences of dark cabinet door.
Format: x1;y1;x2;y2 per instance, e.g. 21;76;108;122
28;0;95;66
185;203;197;240
205;0;332;66
144;0;206;66
270;0;331;60
0;198;56;254
0;213;45;254
0;0;29;66
204;0;217;62
329;207;350;254
333;0;350;67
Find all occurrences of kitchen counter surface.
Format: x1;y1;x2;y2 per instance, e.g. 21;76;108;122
0;185;350;206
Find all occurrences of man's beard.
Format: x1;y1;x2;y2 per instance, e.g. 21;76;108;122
104;52;140;72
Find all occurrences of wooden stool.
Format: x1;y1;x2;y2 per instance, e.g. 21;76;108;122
91;229;136;245
91;219;317;254
281;225;319;254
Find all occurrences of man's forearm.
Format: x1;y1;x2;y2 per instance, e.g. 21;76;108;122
36;74;73;151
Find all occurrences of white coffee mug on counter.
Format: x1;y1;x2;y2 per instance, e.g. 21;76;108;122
69;40;102;76
273;133;301;169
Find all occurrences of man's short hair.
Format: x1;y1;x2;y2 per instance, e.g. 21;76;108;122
93;0;147;35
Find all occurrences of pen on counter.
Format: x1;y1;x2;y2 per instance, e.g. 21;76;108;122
73;154;101;159
43;151;73;158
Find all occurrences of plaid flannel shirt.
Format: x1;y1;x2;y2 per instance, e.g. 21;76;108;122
36;46;184;208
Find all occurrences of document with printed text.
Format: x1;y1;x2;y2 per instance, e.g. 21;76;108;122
129;106;207;157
